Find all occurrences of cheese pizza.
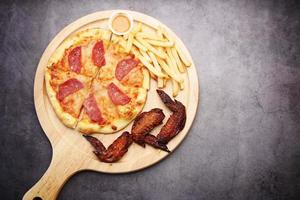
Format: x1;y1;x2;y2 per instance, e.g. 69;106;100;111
45;28;148;133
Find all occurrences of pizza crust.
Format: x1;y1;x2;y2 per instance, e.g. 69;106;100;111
77;117;133;134
45;69;78;128
47;28;112;68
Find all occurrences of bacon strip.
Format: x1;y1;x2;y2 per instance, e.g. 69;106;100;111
107;83;131;105
83;94;105;125
92;41;106;67
56;78;84;101
115;58;139;81
68;46;82;73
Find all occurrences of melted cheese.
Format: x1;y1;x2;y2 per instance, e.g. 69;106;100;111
48;29;112;77
46;29;148;134
76;43;147;134
47;68;92;118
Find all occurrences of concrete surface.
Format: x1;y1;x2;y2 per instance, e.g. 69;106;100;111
0;0;300;199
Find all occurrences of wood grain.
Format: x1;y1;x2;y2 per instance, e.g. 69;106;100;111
23;10;199;200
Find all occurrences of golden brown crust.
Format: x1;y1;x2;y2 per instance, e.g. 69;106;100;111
45;69;78;128
47;28;111;70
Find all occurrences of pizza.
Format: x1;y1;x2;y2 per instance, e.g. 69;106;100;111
45;28;148;133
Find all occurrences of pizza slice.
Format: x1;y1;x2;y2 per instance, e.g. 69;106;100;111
47;28;112;77
76;80;147;134
97;42;145;88
45;67;92;128
76;43;147;134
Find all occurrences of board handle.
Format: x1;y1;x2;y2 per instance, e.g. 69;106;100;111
23;140;84;200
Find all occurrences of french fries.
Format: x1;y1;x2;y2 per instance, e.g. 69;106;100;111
149;71;157;80
130;46;142;57
125;33;133;53
133;39;147;52
172;79;179;97
148;51;162;73
159;25;191;67
179;81;184;90
175;43;191;67
142;68;150;90
149;50;168;89
111;22;191;96
123;34;129;40
139;50;152;63
158;26;173;43
157;58;182;83
163;78;168;87
137;54;165;78
136;37;167;59
112;35;127;49
136;32;164;41
145;39;174;47
156;27;164;39
157;77;164;88
131;22;142;35
166;52;184;91
166;48;179;74
111;35;121;44
171;47;185;73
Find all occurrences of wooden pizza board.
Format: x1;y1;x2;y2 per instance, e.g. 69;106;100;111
23;10;199;200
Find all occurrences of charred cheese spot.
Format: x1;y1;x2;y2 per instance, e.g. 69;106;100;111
111;125;117;130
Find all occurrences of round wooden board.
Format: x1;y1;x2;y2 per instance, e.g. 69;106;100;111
24;10;199;200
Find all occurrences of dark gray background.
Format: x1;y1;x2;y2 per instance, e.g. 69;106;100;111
1;0;299;199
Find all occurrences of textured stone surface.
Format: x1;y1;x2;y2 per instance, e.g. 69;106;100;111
0;0;300;199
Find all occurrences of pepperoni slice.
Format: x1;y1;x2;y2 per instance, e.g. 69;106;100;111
115;58;139;81
57;78;84;101
92;41;106;67
107;83;131;105
68;46;82;73
83;94;105;125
